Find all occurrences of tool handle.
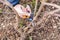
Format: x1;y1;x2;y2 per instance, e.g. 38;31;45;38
7;0;19;6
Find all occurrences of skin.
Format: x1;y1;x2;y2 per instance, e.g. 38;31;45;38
14;4;31;19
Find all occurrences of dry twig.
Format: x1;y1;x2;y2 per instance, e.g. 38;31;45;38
24;0;60;33
43;2;60;9
37;9;60;26
24;0;47;34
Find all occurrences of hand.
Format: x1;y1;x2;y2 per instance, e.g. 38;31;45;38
14;4;32;19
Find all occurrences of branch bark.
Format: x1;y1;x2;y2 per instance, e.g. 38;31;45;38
43;2;60;9
37;9;60;26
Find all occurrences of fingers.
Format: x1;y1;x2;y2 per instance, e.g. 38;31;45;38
26;5;31;13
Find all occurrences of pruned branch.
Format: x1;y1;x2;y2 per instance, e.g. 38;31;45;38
25;0;60;34
43;2;60;9
24;0;47;34
37;9;60;25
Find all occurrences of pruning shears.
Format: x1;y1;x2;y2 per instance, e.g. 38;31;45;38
7;0;33;21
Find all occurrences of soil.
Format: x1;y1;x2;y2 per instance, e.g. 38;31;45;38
0;0;60;40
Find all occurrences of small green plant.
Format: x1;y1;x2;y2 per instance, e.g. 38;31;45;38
19;21;24;27
31;0;36;9
29;36;32;40
0;8;2;13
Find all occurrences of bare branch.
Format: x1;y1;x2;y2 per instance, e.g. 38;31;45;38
43;2;60;9
53;14;60;17
24;0;47;34
37;9;60;25
33;0;45;21
0;0;13;8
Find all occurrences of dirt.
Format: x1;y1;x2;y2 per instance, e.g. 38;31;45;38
0;0;60;40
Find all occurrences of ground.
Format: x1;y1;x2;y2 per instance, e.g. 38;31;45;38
0;0;60;40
